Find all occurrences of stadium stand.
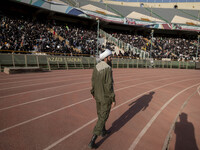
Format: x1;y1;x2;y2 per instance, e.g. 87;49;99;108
0;0;199;61
0;13;199;61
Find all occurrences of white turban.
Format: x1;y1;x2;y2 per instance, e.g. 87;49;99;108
99;49;112;60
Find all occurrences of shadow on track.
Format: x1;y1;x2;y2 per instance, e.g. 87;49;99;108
174;112;199;150
97;91;155;147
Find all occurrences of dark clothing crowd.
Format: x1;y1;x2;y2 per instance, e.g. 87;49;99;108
109;31;199;61
0;14;199;61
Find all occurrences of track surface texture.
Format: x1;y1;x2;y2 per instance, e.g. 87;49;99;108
0;68;200;150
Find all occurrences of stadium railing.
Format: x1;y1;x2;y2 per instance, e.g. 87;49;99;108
0;52;196;72
100;29;149;59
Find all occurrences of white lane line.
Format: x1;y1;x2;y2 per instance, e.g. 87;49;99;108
0;77;91;91
0;72;84;82
0;71;134;83
0;81;90;99
0;73;91;85
43;78;200;150
0;72;148;90
0;75;182;110
0;98;92;134
198;85;200;96
162;86;199;150
0;86;90;111
0;77;193;134
128;83;200;150
0;74;165;99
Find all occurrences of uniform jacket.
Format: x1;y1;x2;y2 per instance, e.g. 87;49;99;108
91;61;115;103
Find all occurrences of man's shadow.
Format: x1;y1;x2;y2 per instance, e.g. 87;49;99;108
97;91;155;147
174;113;199;150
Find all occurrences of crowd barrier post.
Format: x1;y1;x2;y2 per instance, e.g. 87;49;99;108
57;61;60;69
170;61;172;69
127;59;129;68
12;54;15;68
74;60;76;68
112;61;114;68
47;58;51;71
36;56;40;68
117;57;119;68
25;55;28;67
64;58;68;70
94;57;96;67
145;60;147;68
186;61;188;69
81;60;84;69
87;59;90;68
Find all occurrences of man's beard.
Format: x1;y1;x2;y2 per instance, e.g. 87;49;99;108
107;60;112;67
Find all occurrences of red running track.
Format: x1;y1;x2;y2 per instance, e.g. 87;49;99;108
0;69;199;150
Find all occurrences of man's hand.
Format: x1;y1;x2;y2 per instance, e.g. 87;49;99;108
111;102;116;108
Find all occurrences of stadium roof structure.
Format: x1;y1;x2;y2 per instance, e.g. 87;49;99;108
77;0;200;25
80;4;120;16
10;0;200;32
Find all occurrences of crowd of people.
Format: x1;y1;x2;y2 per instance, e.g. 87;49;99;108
109;31;199;61
0;15;76;55
0;14;199;61
0;14;116;56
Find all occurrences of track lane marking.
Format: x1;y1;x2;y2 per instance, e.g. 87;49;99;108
0;98;92;133
0;71;132;85
0;72;157;90
0;74;90;86
128;83;200;150
42;78;200;150
0;77;195;133
0;71;142;83
0;74;168;99
0;72;90;82
162;86;199;150
198;85;200;96
0;75;190;110
0;78;90;91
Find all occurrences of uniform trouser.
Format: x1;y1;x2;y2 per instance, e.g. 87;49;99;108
93;101;112;136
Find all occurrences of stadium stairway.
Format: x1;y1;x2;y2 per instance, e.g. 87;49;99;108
100;30;125;55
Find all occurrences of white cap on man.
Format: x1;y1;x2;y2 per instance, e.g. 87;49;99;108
99;49;112;60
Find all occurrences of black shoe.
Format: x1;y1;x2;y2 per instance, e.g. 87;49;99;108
101;130;111;137
88;142;98;149
88;135;98;149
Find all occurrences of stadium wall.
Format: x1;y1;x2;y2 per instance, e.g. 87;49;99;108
0;54;196;72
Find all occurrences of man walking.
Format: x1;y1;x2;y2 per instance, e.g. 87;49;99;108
88;49;116;149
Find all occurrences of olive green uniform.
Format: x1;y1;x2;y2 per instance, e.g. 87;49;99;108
90;61;115;136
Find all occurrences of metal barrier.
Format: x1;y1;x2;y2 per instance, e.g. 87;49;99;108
100;29;149;59
0;54;196;72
